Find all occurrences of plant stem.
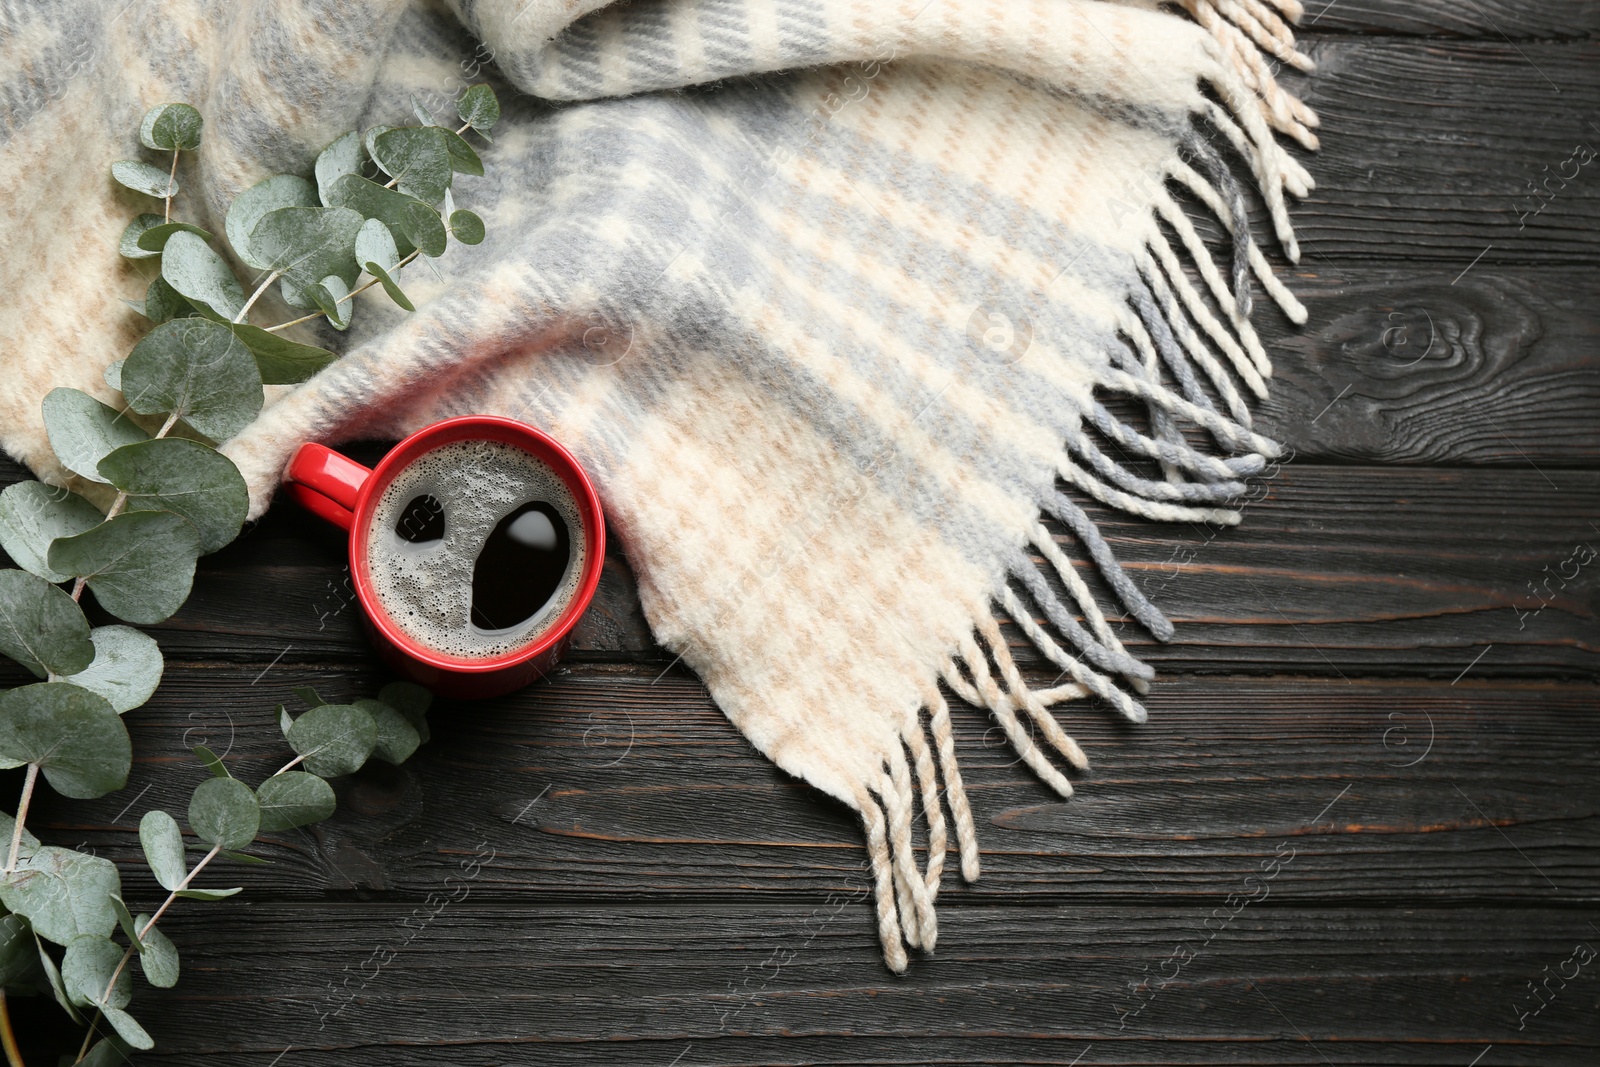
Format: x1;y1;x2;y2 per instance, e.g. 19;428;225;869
75;843;224;1064
234;270;283;324
0;990;25;1067
2;764;38;878
272;754;306;776
163;149;178;224
262;250;420;333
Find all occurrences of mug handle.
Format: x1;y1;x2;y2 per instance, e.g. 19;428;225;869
283;444;372;532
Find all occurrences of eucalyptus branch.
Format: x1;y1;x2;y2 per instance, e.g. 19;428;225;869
0;991;24;1067
163;149;179;224
262;250;420;333
1;765;37;878
234;270;282;324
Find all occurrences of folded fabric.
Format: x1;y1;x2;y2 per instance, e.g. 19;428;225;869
0;0;1315;970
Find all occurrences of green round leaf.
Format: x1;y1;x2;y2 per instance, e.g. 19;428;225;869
0;682;130;798
193;744;229;777
59;625;164;714
133;915;178;987
378;681;432;743
256;771;336;832
104;360;125;392
98;437;248;554
110;893;143;950
111;160;176;199
325;173;447;258
122;317;264;440
226;174;317;271
139;103;203;151
371;126;452;204
48;511;201;625
118;213;165;260
142;274;192;324
365;259;414;312
456;84;500;132
139;810;186;892
0;914;37;985
34;935;85;1022
292;685;327;708
41;387;150;484
0;570;94;678
188;776;260;850
62;935;131;1009
411;95;437;126
355;698;421;765
249;205;364;293
0;845;121;945
285;703;378;778
160;229;246;321
133;220;212;253
315;130;367;204
449;208;485;245
172;886;241;901
80;1040;126;1067
0;481;105;582
440;128;484;176
226;322;337;386
355;217;399;273
103;1005;153;1050
311;275;352;331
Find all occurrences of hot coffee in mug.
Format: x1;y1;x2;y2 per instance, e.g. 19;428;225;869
284;416;606;698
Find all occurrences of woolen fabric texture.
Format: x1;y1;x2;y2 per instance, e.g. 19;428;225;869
0;0;1317;969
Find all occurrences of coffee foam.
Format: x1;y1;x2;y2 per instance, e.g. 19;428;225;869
365;439;587;659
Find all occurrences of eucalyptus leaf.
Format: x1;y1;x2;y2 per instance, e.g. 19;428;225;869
365;260;414;312
355;698;420;764
248;205;364;294
133;915;178;987
118;213;165;260
104;1005;154;1049
325;173;447;257
311;275;352;330
188;776;260;850
0;914;35;985
0;682;130;798
48;511;202;625
81;1039;128;1067
142;275;192;324
256;771;336;832
362;125;396;165
285;702;377;777
226;322;337;386
98;437;248;554
0;846;121;944
41;386;149;484
139;810;186;892
440;128;484;176
222;849;270;865
378;680;433;721
173;886;241;901
134;220;212;253
139;102;203;151
193;744;229;777
411;95;436;126
122;317;263;440
109;894;143;951
226;174;318;270
104;360;124;391
315;130;367;204
160;230;246;321
63;935;131;1010
60;625;165;714
457;84;500;132
277;703;294;736
0;480;104;582
449;208;485;245
293;686;326;707
371;126;452;203
111;160;176;199
35;933;85;1023
355;217;399;273
0;570;94;678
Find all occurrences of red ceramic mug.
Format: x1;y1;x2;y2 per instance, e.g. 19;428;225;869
282;415;605;699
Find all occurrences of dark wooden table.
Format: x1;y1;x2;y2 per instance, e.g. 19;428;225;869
6;3;1599;1064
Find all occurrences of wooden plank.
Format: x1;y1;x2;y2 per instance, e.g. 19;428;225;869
1299;1;1600;37
1253;268;1600;466
1280;40;1600;265
3;465;1580;675
20;902;1597;1065
22;670;1599;905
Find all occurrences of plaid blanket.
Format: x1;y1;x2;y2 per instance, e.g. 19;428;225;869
0;0;1315;969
